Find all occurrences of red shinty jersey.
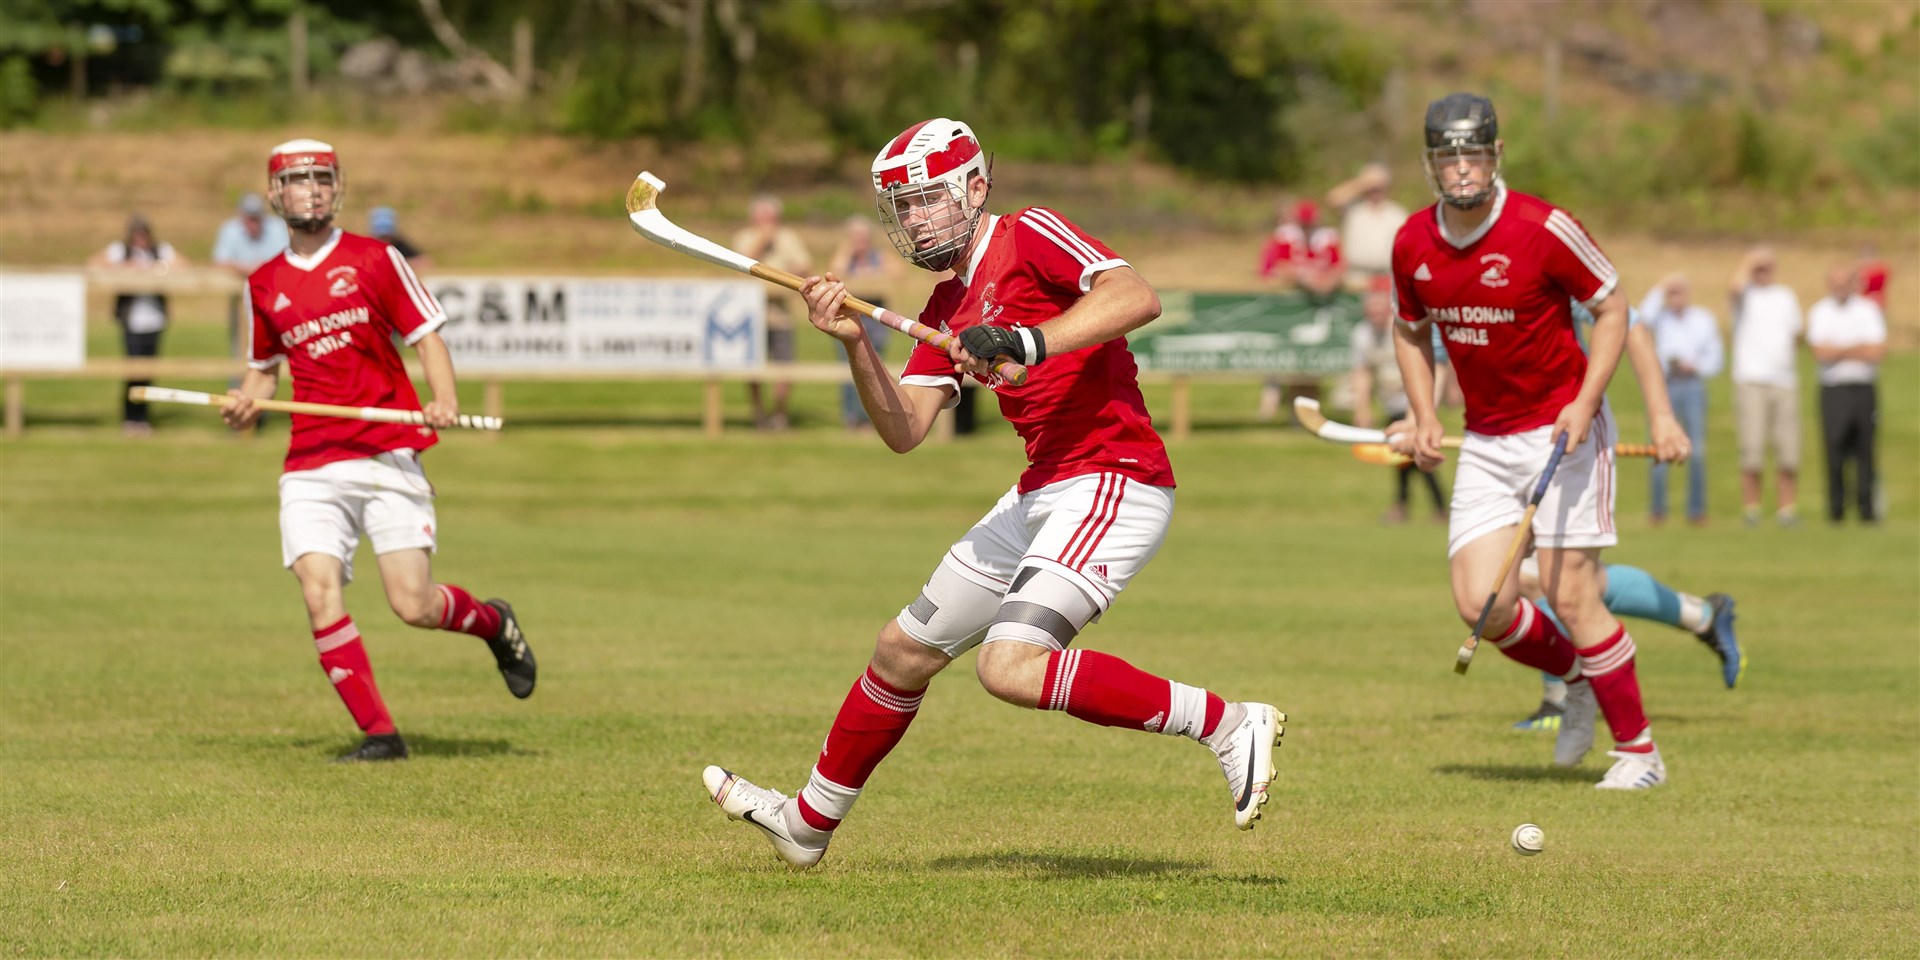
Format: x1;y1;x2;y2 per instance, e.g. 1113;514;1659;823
1391;185;1618;436
247;230;447;472
899;208;1175;493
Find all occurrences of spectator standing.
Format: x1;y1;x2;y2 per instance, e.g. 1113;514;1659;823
1259;198;1343;294
370;206;433;272
827;217;901;431
1257;199;1341;419
89;215;189;436
212;194;291;366
1639;274;1723;526
1326;163;1406;288
1729;248;1803;527
732;194;813;430
1350;278;1444;522
1805;264;1886;524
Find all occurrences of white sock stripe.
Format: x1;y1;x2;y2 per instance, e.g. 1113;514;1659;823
313;621;360;653
799;768;862;822
858;675;924;713
1165;681;1208;738
1493;600;1535;648
436;584;456;628
1582;636;1638;676
1051;649;1081;711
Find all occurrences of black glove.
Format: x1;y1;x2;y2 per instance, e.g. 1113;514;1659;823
958;323;1046;366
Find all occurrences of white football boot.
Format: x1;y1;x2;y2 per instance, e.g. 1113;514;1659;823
701;766;828;869
1206;702;1285;830
1595;747;1668;790
1553;680;1597;766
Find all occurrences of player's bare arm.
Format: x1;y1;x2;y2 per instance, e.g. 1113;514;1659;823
412;331;460;429
1554;292;1628;449
1812;341;1887;364
801;272;949;452
1390;319;1445;469
1623;323;1691;462
223;365;280;429
951;266;1159;377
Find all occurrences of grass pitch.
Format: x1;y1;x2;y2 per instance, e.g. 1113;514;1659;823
3;358;1916;957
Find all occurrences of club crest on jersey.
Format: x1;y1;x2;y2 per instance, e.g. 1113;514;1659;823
1478;253;1511;288
327;265;360;298
979;281;1006;325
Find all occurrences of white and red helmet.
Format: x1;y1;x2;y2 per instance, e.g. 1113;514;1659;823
267;138;345;229
870;119;991;272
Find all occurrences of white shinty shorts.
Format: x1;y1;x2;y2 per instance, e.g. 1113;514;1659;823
279;449;437;583
1447;408;1618;558
896;472;1174;656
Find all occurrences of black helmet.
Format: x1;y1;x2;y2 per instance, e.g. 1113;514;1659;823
1424;93;1498;149
1422;93;1502;209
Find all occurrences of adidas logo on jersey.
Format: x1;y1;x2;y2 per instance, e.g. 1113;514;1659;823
273;292;292;311
1413;264;1433;281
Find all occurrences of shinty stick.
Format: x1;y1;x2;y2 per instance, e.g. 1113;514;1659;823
624;171;1029;386
129;386;503;430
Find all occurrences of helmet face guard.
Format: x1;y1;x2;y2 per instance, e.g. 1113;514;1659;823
1423;144;1502;210
876;178;983;273
267;139;345;230
871;119;992;273
1422;93;1500;209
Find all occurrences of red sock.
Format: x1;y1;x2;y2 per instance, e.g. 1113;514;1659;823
435;584;502;639
795;667;924;832
1040;649;1225;739
1489;600;1578;678
1578;626;1652;750
314;616;395;736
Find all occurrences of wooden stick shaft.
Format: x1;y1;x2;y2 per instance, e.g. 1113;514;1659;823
1455;501;1541;672
1456;437;1569;673
129;387;502;430
748;263;1029;386
1356;441;1660;466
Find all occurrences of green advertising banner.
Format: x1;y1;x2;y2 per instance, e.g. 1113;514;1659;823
1132;290;1360;375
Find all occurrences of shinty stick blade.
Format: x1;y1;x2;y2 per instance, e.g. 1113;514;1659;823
626;171;666;216
1352;444;1413;467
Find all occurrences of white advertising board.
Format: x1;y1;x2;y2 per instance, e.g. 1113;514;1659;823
424;276;767;371
0;273;87;370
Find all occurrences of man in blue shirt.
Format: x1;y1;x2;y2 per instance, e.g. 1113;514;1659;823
212;193;290;364
1640;274;1724;526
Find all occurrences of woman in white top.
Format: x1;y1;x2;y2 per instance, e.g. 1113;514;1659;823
88;215;188;435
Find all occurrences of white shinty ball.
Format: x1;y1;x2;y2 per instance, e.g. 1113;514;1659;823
1511;823;1545;856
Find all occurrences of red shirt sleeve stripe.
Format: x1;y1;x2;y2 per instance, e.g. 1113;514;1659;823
386;245;446;329
1544;211;1614;286
1022;209;1101;264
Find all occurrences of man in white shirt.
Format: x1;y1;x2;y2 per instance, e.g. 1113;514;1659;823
1805;264;1886;524
1326;163;1407;288
1640;274;1724;525
1728;248;1802;527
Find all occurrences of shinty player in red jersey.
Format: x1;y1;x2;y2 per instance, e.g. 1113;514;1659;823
700;119;1285;868
223;139;535;762
1391;94;1667;789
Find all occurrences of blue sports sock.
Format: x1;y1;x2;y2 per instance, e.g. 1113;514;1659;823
1600;563;1683;629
